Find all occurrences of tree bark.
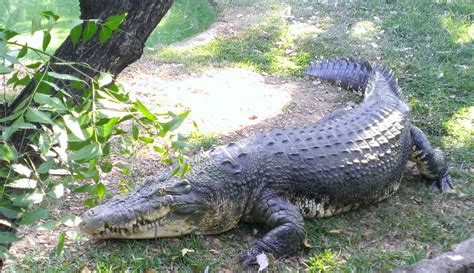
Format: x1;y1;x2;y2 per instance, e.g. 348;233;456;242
0;0;174;268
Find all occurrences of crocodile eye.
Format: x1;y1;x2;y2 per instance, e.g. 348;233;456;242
165;181;191;194
155;180;191;195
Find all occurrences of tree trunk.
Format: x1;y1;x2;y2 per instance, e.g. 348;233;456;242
0;0;174;268
7;0;174;114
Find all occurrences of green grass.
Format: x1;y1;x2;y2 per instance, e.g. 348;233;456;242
5;0;473;272
186;132;220;153
145;0;217;47
155;12;309;75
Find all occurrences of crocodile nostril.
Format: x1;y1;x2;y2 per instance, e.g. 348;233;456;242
88;209;95;216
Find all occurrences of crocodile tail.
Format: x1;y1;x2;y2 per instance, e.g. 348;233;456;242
305;58;374;92
373;65;404;100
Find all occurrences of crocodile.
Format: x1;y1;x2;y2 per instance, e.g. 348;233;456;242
80;59;454;266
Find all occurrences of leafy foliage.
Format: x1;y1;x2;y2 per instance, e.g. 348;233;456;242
0;11;189;258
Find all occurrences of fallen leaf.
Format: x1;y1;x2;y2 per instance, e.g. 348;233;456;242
221;267;233;273
144;268;156;273
303;239;312;248
181;248;195;256
256;252;269;272
81;266;91;273
329;229;342;234
252;228;258;235
209;249;220;255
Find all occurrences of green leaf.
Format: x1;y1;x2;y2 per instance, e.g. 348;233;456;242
97;109;130;119
0;65;12;75
84;198;96;207
26;108;53;124
0;232;20;244
96;118;119;139
68;143;101;162
96;183;106;200
35;220;58;231
31;15;41;34
96;98;129;110
105;13;127;30
7;178;37;189
132;122;139;140
70;24;82;46
138;136;154;144
172;140;188;150
26;61;43;69
17;44;28;58
11;163;31;177
0;246;9;260
99;26;112;44
0;143;16;162
97;72;113;87
134;100;156;121
159;110;190;136
40;11;60;21
38;157;55;174
82;22;97;43
43;80;72;97
42;31;51;51
73;184;94;193
0;206;20;219
153;145;165;153
61;215;81;227
2;116;36;140
11;74;30;88
63;115;87;141
192;120;200;131
0;167;9;178
11;192;44;206
20;208;49;225
47;183;65;199
47;71;84;82
55;232;65;256
100;161;113;173
34;93;66;110
0;28;18;40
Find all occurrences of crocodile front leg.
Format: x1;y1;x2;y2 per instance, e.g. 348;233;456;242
239;190;305;266
410;126;454;192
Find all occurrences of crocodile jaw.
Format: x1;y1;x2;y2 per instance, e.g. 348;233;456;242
81;206;197;239
80;202;190;239
80;175;203;239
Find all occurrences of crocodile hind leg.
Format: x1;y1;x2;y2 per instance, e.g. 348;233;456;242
409;126;454;192
239;191;305;266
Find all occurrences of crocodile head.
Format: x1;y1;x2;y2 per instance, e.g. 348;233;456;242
80;172;226;239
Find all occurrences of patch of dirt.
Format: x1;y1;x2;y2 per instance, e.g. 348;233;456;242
119;60;341;136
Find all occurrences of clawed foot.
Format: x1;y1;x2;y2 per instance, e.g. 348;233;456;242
237;248;261;267
426;174;454;193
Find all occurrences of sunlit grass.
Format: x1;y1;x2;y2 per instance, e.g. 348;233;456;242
442;16;474;44
305;250;344;272
145;0;217;47
350;20;378;38
155;10;314;76
444;106;474;147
